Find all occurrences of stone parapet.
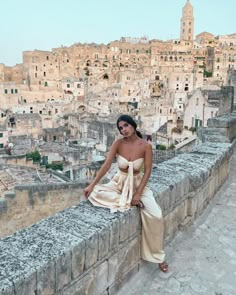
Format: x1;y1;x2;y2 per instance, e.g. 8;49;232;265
0;182;86;238
0;141;234;295
198;111;236;143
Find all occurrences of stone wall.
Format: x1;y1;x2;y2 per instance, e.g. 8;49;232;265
0;182;85;239
0;111;236;295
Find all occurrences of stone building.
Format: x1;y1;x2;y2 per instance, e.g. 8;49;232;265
43;127;69;142
6;113;43;139
183;85;234;128
0;125;8;149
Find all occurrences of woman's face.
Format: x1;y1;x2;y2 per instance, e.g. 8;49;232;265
118;120;135;137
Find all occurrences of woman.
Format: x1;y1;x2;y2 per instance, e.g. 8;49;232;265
84;114;168;272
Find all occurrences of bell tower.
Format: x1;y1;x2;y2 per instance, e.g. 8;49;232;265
180;0;194;41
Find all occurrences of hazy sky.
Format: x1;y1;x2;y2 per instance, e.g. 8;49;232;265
0;0;235;66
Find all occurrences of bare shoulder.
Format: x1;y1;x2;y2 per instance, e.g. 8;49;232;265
113;138;123;147
144;141;152;152
138;138;150;147
110;138;123;151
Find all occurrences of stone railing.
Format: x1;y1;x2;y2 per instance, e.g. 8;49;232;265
0;111;236;295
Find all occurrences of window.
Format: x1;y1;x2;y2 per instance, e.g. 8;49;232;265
11;89;14;94
77;84;81;88
44;82;48;87
46;56;49;60
0;133;3;138
35;73;37;78
67;84;70;88
196;97;199;106
4;89;7;94
0;144;3;148
44;72;46;77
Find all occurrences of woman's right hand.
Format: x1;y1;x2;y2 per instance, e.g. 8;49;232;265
83;184;95;198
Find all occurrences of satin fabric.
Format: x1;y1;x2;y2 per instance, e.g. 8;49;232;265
88;154;165;263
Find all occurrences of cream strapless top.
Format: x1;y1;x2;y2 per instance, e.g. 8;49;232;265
117;154;144;172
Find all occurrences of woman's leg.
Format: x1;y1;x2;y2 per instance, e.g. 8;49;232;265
140;187;168;271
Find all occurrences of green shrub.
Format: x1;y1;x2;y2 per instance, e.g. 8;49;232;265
159;144;166;150
203;70;212;78
26;150;41;162
189;127;197;132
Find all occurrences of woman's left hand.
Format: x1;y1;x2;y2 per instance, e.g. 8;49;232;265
131;192;141;206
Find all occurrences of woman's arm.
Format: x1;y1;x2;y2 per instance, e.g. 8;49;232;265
131;143;152;206
84;139;119;197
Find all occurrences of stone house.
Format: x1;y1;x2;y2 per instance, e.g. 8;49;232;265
0;125;8;149
43;127;69;142
183;85;234;128
6;113;43;139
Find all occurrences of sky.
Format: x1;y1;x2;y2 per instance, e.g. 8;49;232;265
0;0;235;66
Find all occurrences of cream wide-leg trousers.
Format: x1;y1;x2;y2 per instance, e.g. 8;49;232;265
140;187;165;263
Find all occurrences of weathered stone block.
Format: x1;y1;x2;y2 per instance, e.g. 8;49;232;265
108;237;139;286
0;253;37;295
119;211;130;242
85;232;99;270
71;240;86;280
108;263;139;295
62;273;94;295
0;275;14;295
55;251;71;292
129;207;141;237
37;260;56;295
109;217;120;250
63;260;108;295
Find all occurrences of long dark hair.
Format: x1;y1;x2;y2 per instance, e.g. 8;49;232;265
116;114;142;138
